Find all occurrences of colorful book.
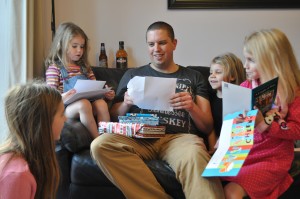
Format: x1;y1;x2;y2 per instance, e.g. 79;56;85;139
125;113;158;117
202;110;258;177
98;122;165;138
118;116;159;126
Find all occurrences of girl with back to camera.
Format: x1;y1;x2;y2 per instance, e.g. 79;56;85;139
45;22;115;139
0;81;65;199
208;53;246;153
222;29;300;199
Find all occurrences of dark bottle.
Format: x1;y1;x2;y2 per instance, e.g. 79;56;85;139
99;43;108;68
116;41;128;69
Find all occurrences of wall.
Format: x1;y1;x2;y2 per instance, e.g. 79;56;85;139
45;0;300;68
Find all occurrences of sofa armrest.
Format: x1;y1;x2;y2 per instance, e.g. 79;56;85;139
60;119;93;153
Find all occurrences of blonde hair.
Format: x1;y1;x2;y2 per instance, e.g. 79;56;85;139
244;28;300;104
0;80;61;199
45;22;90;71
211;52;246;85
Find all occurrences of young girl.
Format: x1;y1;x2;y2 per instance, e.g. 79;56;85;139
208;52;246;152
0;81;65;199
45;22;115;139
222;29;300;199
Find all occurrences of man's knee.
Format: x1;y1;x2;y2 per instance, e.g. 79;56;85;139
91;134;109;158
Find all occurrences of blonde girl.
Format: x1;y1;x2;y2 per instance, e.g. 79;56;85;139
208;52;246;152
45;22;115;139
222;29;300;199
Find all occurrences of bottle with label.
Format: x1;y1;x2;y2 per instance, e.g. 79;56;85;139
99;43;108;68
116;41;128;69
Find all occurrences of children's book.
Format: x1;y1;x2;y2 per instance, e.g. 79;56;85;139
64;80;111;105
222;77;278;118
202;77;278;177
98;113;165;138
202;110;257;177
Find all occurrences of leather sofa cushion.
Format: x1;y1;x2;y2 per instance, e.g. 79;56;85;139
61;120;92;153
71;149;114;186
70;149;185;199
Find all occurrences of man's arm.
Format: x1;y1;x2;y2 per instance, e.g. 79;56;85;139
110;101;130;122
170;92;213;135
189;95;213;135
110;91;134;122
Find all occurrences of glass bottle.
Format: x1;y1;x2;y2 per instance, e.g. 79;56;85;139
99;43;108;68
116;41;128;69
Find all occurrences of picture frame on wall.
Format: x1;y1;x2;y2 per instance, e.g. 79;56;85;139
168;0;300;9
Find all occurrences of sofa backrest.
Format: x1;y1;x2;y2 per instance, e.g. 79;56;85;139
92;67;128;91
91;66;211;91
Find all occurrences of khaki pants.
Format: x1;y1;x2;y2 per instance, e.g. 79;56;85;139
91;133;224;199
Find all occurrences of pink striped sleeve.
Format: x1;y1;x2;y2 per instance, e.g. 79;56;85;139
46;65;63;93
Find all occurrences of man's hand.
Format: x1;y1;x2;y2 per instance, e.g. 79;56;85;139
110;91;133;121
124;91;134;106
170;92;194;111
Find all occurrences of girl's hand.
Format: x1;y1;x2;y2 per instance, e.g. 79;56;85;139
104;85;115;101
61;89;76;103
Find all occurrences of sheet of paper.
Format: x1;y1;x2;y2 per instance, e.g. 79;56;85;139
64;80;109;105
222;77;278;118
222;82;252;118
74;79;106;92
127;76;177;111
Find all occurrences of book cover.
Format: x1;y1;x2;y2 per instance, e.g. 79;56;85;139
222;77;278;117
252;77;278;115
202;110;257;177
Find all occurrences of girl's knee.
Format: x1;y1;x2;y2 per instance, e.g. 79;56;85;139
77;99;93;110
93;99;108;108
224;182;246;199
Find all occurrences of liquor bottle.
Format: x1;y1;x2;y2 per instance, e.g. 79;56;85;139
99;43;108;68
116;41;128;69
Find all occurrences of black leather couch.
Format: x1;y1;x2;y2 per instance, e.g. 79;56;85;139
56;66;300;199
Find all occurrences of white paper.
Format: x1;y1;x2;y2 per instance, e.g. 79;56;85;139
127;76;177;111
64;80;110;105
206;119;233;168
74;79;106;92
222;82;252;118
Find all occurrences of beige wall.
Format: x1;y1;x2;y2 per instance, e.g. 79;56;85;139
43;0;300;68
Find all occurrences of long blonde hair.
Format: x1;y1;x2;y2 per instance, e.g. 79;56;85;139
210;52;246;85
0;81;61;199
244;28;300;104
45;22;90;71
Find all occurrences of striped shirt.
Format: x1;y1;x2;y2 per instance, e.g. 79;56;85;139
46;64;96;93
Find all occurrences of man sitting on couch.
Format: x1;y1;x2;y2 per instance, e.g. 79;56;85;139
91;21;224;199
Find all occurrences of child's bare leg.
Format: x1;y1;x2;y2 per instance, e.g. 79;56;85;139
224;182;247;199
65;99;99;138
92;99;110;122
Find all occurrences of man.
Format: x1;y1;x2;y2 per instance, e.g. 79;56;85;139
91;21;224;199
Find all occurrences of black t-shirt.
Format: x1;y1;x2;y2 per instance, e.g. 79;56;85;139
114;64;209;135
209;91;223;137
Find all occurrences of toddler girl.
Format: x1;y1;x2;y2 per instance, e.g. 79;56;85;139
45;22;115;139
